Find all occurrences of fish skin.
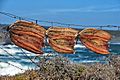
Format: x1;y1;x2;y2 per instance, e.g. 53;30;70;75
47;27;78;54
9;20;46;54
49;38;74;53
79;28;111;54
11;34;43;54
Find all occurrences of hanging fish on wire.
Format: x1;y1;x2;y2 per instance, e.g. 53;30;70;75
46;27;79;53
9;20;46;54
79;28;112;54
8;20;112;55
46;27;79;38
0;12;112;55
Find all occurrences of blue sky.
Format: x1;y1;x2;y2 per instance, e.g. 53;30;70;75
0;0;120;26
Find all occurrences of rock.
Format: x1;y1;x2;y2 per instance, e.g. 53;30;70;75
0;32;11;45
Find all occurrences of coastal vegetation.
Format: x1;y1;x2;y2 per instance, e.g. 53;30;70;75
0;55;120;80
0;24;120;80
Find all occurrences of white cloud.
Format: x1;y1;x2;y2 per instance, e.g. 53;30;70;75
48;6;120;13
20;5;120;17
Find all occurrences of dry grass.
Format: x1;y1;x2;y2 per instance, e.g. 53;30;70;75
0;55;120;80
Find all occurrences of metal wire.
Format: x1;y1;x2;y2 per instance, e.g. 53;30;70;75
0;47;25;70
0;47;20;60
20;48;40;68
0;61;25;71
0;11;119;30
0;11;85;28
0;46;40;69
